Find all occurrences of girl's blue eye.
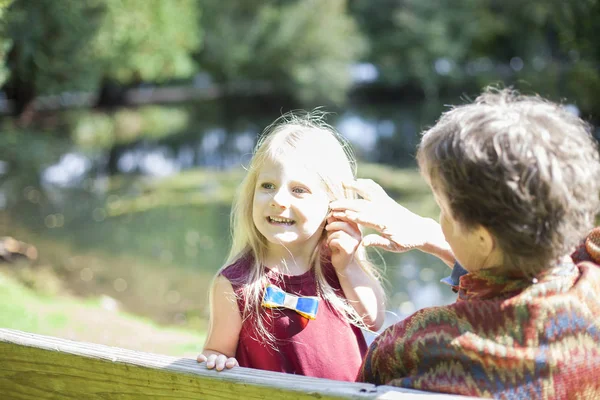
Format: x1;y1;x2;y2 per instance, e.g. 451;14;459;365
261;183;275;190
293;187;309;194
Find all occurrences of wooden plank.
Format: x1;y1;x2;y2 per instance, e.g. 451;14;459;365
0;329;467;399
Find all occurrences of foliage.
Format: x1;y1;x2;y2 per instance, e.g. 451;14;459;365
350;0;486;97
0;0;202;114
69;106;191;150
349;0;600;118
197;0;365;104
0;0;13;85
95;0;202;83
1;0;105;95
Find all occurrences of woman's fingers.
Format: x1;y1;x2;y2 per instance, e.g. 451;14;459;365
329;198;368;213
331;210;387;232
342;178;385;200
361;234;394;251
197;353;207;363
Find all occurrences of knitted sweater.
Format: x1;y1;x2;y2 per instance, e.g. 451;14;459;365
358;230;600;398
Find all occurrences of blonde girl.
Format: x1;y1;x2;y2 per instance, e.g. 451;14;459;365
197;111;385;381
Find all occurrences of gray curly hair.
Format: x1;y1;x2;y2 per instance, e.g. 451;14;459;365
417;87;600;275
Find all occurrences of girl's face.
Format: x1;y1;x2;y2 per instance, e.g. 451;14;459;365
252;156;330;259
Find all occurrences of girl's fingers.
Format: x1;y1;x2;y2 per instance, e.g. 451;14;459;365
215;354;228;371
205;353;218;369
328;232;359;254
200;353;237;371
327;223;361;244
225;358;239;369
325;220;360;236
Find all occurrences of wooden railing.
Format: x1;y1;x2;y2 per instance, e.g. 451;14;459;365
0;328;469;399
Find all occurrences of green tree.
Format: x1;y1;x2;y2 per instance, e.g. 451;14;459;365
553;0;600;122
350;0;488;99
0;0;202;119
350;0;600;116
95;0;201;106
1;0;105;119
197;0;365;105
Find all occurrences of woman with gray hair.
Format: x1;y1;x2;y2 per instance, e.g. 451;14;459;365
330;87;600;398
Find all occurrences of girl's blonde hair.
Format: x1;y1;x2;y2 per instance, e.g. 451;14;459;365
222;110;380;345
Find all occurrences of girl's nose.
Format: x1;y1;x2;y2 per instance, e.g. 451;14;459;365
270;189;290;209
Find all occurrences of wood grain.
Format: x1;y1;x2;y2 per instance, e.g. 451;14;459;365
0;328;469;399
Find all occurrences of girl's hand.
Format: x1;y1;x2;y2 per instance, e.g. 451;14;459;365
197;350;239;371
325;216;362;271
197;275;242;371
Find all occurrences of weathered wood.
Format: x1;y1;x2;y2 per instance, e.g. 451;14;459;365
0;329;468;399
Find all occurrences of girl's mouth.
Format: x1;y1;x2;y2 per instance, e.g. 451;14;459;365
267;216;296;225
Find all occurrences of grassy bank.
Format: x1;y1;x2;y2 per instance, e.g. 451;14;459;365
0;269;205;357
1;163;437;354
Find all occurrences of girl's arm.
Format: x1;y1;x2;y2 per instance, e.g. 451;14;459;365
336;260;386;331
197;275;242;371
326;218;385;331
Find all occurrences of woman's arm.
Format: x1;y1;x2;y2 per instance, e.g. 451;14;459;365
197;275;242;371
330;179;456;268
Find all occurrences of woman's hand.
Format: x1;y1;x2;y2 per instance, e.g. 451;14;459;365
330;179;454;265
197;350;239;371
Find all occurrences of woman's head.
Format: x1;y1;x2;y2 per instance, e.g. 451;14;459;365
417;87;600;275
228;110;357;264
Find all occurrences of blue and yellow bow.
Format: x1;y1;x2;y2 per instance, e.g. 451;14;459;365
261;284;319;320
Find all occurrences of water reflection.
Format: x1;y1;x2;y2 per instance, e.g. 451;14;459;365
3;98;459;327
42;153;91;187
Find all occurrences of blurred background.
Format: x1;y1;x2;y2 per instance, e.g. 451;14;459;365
1;0;599;356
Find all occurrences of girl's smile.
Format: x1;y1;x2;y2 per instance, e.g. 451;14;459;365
267;216;296;225
252;156;329;259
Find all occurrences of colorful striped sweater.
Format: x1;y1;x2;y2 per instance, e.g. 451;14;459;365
357;230;600;398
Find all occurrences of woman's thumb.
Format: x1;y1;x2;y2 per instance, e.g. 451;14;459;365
361;234;392;249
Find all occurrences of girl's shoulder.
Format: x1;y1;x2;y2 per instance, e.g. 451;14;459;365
320;257;343;291
219;252;255;286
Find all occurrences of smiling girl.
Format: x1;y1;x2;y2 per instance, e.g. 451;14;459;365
196;111;385;381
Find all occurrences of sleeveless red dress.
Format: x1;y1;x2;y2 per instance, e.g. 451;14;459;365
220;254;368;381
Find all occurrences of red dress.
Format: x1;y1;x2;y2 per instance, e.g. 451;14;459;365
220;255;368;381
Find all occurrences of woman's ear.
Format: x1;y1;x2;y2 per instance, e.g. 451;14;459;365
474;225;499;264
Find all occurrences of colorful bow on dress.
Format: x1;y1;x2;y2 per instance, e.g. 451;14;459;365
261;284;319;320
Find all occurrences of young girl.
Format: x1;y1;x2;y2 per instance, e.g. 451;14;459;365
196;112;385;381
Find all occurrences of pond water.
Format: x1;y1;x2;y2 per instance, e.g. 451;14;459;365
1;96;458;331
